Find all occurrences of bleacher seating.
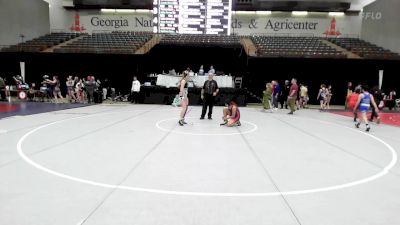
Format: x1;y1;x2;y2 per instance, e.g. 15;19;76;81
54;32;152;54
160;34;241;47
1;33;81;52
251;36;346;58
327;38;400;60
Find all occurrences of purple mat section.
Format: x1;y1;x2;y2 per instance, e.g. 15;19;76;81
0;102;89;119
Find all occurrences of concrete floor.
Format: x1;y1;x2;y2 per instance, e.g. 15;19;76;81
0;104;399;225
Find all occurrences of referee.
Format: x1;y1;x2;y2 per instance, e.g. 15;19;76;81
200;72;219;120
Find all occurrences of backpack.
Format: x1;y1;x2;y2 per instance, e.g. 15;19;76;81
172;95;182;107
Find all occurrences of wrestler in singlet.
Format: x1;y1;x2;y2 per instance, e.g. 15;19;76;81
359;91;371;112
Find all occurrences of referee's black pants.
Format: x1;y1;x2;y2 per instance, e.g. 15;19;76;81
201;94;215;119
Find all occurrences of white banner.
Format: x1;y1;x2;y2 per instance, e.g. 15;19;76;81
20;61;25;82
379;70;384;89
59;10;362;37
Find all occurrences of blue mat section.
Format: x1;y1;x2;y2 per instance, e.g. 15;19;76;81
0;102;89;119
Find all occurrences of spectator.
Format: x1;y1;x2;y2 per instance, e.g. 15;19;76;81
272;80;280;110
317;84;328;111
42;75;54;100
288;78;298;115
102;78;110;100
51;76;63;103
74;77;83;103
130;76;141;104
208;65;215;74
0;76;5;101
326;85;333;109
13;75;24;85
169;69;177;76
198;65;204;76
66;76;77;103
345;82;353;109
262;83;273;112
84;76;97;104
28;83;37;101
280;80;290;109
370;86;382;123
300;84;308;108
386;90;397;110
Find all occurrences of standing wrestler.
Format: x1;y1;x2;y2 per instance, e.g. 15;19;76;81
178;71;190;126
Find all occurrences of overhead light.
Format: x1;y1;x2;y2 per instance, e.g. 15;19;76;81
101;9;116;13
234;11;256;15
329;12;345;16
256;11;272;15
115;9;136;13
135;9;151;13
292;11;308;16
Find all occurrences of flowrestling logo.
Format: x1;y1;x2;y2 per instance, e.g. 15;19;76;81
361;11;382;20
70;13;86;32
323;17;341;36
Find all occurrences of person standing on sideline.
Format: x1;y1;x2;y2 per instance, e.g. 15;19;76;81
178;71;190;126
66;76;76;103
345;82;353;109
49;76;63;103
354;85;379;132
102;78;110;100
0;76;6;101
130;76;141;104
288;78;298;115
280;80;290;109
84;76;97;104
300;84;308;108
317;84;328;111
200;72;219;120
262;83;273;112
369;86;382;123
326;85;333;109
386;90;397;110
272;80;280;110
